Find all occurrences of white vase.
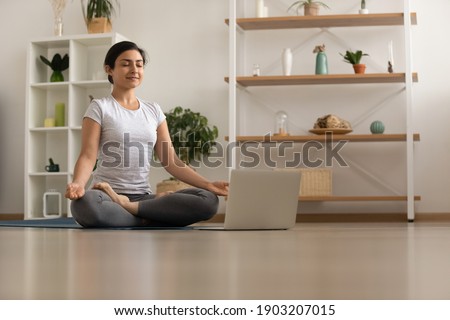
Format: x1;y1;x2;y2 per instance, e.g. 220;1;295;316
282;48;293;76
359;9;369;14
256;0;264;17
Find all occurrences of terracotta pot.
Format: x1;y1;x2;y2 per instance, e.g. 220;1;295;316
304;3;320;16
87;17;112;34
353;64;366;74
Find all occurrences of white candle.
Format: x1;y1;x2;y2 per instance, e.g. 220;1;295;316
263;6;269;17
256;0;264;18
388;40;394;66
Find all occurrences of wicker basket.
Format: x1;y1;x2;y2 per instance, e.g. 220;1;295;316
275;168;332;196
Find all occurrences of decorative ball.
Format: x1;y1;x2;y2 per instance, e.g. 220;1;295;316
370;120;385;134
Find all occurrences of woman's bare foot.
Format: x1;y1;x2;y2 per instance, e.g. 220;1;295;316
93;182;139;215
155;191;173;199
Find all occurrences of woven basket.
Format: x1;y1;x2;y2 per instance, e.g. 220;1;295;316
275;168;332;196
156;179;191;193
299;168;332;196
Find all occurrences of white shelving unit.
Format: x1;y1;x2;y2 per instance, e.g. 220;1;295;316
24;33;128;219
227;1;419;221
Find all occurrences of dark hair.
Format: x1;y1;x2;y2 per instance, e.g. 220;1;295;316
104;41;148;84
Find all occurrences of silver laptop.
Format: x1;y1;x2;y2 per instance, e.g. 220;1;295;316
197;169;301;230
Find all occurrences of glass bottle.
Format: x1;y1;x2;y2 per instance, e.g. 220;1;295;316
274;111;289;136
54;16;63;36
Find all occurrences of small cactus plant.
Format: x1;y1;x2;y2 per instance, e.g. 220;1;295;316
370;120;385;134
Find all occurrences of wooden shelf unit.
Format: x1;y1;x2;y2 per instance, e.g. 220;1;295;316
300;195;421;202
227;2;419;219
226;12;417;30
226;73;419;87
229;134;421;203
228;133;420;143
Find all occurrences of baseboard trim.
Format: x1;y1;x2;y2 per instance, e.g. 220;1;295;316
414;213;450;222
208;213;450;223
3;213;450;223
0;213;24;221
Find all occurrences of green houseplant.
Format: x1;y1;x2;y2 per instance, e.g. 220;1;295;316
81;0;119;33
288;0;330;16
165;106;219;165
340;50;369;74
40;53;69;82
156;106;219;193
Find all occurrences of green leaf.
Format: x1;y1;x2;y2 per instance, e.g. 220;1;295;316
40;53;69;72
61;54;69;71
39;56;52;68
52;54;62;70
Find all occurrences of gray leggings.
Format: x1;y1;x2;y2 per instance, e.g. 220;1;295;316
70;188;219;228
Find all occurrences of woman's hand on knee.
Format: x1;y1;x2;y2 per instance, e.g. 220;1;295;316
207;181;229;196
65;183;85;200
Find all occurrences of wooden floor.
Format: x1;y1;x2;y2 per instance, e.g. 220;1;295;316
1;221;450;300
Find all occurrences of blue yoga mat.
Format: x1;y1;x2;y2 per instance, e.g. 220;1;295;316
0;217;192;230
0;217;81;228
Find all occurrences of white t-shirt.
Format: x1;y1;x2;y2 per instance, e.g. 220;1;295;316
84;95;166;194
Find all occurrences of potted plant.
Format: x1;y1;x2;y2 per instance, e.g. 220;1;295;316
81;0;119;33
340;50;369;74
288;0;330;16
156;106;219;193
40;53;69;82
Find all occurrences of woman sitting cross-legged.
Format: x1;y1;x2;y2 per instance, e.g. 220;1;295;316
65;41;228;228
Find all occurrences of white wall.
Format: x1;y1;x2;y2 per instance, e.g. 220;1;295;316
0;0;229;214
0;0;449;215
